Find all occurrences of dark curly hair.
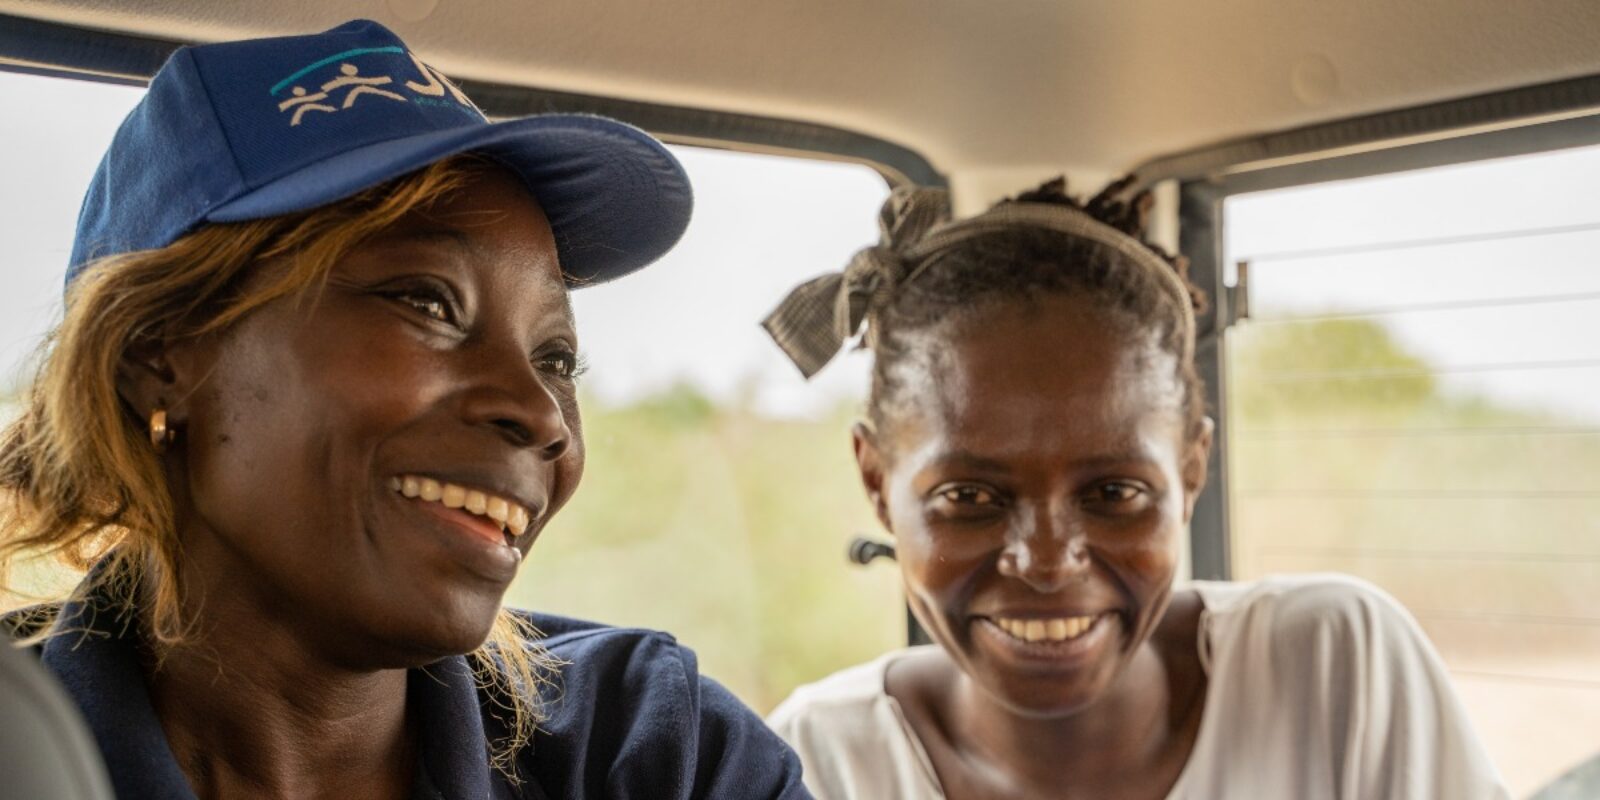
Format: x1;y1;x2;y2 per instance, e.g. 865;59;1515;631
865;176;1209;439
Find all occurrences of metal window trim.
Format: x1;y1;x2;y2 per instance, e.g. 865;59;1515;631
1179;181;1233;581
1138;72;1600;189
0;11;946;188
1161;82;1600;582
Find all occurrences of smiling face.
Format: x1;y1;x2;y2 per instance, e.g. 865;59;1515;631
162;169;583;667
857;292;1209;717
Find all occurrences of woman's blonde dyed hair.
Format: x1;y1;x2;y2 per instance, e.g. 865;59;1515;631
0;156;558;778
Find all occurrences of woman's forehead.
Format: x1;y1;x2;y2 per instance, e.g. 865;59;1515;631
912;295;1178;396
340;175;566;288
883;299;1187;460
409;170;556;251
905;376;1184;468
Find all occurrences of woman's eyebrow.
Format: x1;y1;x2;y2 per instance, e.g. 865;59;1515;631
924;450;1011;473
1068;452;1161;470
927;446;1157;473
375;225;474;251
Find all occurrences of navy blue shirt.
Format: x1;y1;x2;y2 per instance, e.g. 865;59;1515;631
19;595;810;799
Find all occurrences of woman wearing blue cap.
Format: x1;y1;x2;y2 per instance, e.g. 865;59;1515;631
0;20;806;800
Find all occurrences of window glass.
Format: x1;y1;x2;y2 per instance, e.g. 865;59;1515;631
0;70;904;712
0;73;144;601
0;73;143;401
516;150;902;712
1224;145;1600;797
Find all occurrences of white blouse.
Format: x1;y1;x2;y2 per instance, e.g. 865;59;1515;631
768;574;1511;799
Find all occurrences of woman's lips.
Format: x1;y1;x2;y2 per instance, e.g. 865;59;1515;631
411;498;510;547
973;612;1121;666
387;483;523;583
988;612;1110;643
388;475;534;538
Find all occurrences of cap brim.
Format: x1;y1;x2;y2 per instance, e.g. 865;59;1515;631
207;114;691;286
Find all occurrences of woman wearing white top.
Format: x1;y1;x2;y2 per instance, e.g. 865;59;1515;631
760;178;1510;799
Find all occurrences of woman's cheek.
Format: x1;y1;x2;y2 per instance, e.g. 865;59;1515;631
1098;518;1183;601
549;441;585;515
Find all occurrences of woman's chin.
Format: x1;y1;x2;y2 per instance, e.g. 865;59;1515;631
340;596;505;668
416;605;504;656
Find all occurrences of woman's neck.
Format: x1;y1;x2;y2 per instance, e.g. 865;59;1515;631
143;587;417;799
959;645;1197;796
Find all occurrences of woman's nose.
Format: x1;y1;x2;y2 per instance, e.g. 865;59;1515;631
458;346;572;461
996;511;1091;593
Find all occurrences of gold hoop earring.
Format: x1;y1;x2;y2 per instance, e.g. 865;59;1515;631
149;409;177;453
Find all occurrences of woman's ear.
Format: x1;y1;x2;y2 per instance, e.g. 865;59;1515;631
851;421;892;532
115;334;206;433
1181;416;1215;522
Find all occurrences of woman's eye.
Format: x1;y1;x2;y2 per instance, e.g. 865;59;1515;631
1087;481;1145;506
938;486;998;506
410;297;449;321
1101;483;1138;501
536;351;585;380
390;289;457;325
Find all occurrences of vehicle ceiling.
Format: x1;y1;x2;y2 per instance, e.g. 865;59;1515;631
6;0;1600;189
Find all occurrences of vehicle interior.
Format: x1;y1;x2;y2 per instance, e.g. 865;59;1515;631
2;2;1597;797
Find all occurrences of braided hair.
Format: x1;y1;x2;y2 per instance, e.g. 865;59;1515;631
865;175;1209;438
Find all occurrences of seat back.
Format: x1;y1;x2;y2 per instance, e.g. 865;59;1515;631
0;642;113;800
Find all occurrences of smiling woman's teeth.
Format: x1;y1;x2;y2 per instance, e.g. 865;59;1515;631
992;614;1104;643
388;476;530;536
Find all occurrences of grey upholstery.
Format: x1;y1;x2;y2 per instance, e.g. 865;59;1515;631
0;642;113;799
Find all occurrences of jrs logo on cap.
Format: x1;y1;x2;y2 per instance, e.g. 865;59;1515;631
271;48;483;126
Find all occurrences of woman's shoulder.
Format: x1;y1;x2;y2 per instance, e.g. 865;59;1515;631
1179;576;1510;798
499;609;810;800
767;647;944;800
767;647;913;732
1189;572;1419;646
503;607;732;718
514;609;686;661
1187;573;1443;699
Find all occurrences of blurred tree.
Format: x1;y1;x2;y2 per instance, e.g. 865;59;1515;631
1228;318;1437;424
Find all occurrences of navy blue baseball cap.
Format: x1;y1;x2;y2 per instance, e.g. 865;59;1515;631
67;19;691;287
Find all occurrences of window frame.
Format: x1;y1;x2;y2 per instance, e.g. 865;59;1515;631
1147;73;1600;579
0;11;946;188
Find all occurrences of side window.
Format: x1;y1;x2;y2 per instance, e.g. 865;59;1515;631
1223;145;1600;797
0;72;143;403
517;150;901;711
0;71;904;711
0;73;144;601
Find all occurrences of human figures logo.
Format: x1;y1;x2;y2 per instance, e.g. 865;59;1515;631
320;63;406;108
270;48;483;126
277;86;336;126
